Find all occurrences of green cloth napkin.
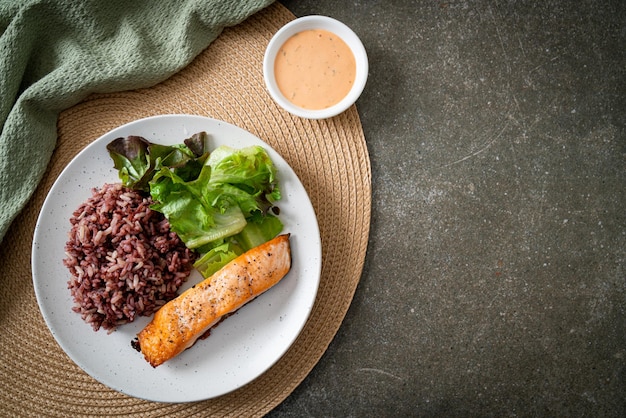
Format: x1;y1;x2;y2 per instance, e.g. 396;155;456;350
0;0;273;244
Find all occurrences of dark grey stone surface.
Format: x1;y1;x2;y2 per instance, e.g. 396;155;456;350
271;1;625;416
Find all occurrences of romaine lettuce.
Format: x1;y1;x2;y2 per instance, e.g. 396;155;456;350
107;132;284;278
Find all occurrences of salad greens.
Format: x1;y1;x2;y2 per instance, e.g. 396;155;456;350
106;132;283;278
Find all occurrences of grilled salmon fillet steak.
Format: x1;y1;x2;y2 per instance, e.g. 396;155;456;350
136;234;291;367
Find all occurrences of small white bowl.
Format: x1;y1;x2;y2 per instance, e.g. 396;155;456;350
263;15;368;119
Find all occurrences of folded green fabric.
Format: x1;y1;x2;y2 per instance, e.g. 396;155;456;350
0;0;273;244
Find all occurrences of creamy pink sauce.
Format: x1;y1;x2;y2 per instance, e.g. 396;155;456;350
274;29;356;110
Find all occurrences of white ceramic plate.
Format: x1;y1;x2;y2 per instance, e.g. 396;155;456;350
31;115;321;403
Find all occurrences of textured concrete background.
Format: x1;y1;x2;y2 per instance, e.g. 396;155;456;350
272;1;625;416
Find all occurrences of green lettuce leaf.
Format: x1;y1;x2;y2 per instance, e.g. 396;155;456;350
149;143;283;264
107;133;284;278
106;132;212;191
193;242;244;278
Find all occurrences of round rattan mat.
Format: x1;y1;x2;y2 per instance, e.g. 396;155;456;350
0;3;371;417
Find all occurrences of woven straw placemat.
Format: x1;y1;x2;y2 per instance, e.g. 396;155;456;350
0;3;370;416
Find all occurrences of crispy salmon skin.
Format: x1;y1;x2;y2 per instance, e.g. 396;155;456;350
136;234;291;367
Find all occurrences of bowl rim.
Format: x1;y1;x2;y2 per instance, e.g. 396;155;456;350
263;15;369;119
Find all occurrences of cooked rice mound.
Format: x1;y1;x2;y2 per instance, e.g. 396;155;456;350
63;183;196;332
